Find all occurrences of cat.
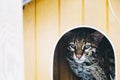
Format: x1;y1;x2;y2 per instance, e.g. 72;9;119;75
63;28;115;80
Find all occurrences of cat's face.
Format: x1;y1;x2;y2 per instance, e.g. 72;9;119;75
67;38;97;64
66;31;103;64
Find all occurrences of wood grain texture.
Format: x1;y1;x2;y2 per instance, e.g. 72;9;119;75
60;0;82;34
36;0;59;80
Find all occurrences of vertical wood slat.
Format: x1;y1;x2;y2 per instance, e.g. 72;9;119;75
82;0;85;24
53;0;61;80
36;0;59;80
60;0;82;34
106;0;109;33
85;0;106;32
34;0;37;80
108;0;120;78
58;0;61;36
23;1;36;80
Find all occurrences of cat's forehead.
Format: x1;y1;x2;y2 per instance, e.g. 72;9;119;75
68;37;84;42
65;31;103;45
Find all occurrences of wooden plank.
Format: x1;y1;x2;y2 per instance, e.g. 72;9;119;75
23;1;36;80
85;0;106;33
61;0;82;34
108;0;120;78
36;0;59;80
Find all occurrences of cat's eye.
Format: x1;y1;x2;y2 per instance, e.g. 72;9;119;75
84;45;91;49
83;42;91;50
70;44;76;48
68;44;76;52
69;42;76;48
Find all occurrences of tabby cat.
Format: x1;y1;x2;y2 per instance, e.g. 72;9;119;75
64;28;115;80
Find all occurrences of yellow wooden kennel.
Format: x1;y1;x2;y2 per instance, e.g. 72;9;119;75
24;0;120;80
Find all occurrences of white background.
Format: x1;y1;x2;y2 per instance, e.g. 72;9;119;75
0;0;24;80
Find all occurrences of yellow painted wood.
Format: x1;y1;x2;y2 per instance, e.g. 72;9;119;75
36;0;59;80
110;0;120;19
106;0;109;33
23;1;36;80
23;0;120;80
85;0;106;33
58;0;61;35
82;0;85;24
109;0;120;78
60;0;82;34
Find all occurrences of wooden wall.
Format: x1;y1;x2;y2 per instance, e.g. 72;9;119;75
23;0;120;80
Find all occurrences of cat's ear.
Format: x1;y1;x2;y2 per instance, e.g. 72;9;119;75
91;31;104;43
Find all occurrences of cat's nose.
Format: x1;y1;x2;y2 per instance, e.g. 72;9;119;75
76;54;82;59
